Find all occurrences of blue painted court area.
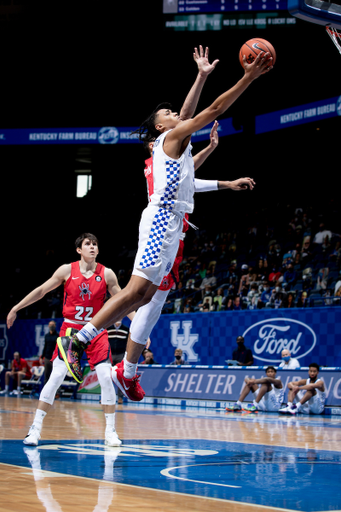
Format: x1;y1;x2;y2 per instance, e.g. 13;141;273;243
1;438;341;511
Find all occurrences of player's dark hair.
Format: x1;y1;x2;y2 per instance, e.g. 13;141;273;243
309;362;320;371
75;233;99;249
131;102;173;148
266;366;277;373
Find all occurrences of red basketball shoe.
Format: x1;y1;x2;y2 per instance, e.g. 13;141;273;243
112;367;145;402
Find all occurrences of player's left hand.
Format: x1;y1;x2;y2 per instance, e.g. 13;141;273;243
209;121;219;149
229;177;256;191
193;45;219;77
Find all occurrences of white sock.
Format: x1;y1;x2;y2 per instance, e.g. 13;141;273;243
236;400;242;407
296;402;302;410
287;401;293;408
33;409;47;430
5;385;9;391
76;323;104;344
17;386;21;392
123;356;137;380
253;400;259;409
105;413;116;432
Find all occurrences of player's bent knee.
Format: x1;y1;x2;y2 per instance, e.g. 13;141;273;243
96;363;116;405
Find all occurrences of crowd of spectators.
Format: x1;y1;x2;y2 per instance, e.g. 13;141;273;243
160;205;341;314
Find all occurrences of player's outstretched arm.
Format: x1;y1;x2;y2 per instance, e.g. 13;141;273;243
218;177;256;191
193;120;219;170
6;265;70;329
180;45;219;121
166;52;272;158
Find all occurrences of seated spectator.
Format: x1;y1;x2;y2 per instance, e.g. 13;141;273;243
200;269;217;297
313;223;332;245
232;336;254;366
258;282;272;309
199;297;212;312
223;297;234;311
213;287;224;311
141;350;157;365
283;264;297;290
323;290;333;306
279;349;300;369
183;304;192;313
283;292;296;308
296;291;309;308
316;267;329;290
233;296;243;311
268;265;282;285
0;351;31;395
301;236;313;266
226;366;284;412
280;363;325;415
170;348;185;365
238;264;249;293
255;258;268;281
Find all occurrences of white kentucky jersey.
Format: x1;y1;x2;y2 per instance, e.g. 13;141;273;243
151;129;195;214
306;378;326;405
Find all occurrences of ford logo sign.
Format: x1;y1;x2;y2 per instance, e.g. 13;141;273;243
242;318;316;363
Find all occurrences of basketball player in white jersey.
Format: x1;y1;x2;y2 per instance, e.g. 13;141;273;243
126;123;256;356
58;45;273;400
280;363;325;415
227;366;284;412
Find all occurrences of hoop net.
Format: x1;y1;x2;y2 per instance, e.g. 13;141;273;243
326;26;341;54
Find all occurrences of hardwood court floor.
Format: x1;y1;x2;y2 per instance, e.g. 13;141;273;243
1;396;341;512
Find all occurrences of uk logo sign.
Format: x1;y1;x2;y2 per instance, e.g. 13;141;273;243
170;320;199;362
243;318;317;363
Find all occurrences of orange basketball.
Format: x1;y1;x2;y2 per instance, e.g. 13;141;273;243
239;38;276;68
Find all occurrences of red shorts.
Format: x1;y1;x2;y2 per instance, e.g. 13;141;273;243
158;240;184;292
51;321;112;371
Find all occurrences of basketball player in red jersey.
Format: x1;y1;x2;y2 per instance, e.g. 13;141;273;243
6;233;134;446
58;45;271;400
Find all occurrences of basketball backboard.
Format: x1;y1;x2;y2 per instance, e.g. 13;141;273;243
287;0;341;29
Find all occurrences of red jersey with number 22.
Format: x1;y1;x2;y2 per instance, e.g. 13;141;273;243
62;261;107;324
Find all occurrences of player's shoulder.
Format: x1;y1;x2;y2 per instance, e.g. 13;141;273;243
104;267;118;283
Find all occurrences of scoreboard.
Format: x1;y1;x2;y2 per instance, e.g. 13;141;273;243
163;0;288;13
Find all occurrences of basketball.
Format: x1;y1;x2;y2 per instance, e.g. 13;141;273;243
239;38;276;68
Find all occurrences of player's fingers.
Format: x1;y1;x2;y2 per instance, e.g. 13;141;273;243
205;46;209;59
211;59;220;68
199;44;204;57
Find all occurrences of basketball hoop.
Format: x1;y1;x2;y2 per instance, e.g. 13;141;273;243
326;25;341;54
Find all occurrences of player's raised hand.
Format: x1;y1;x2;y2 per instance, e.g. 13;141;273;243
209;120;219;149
243;51;273;79
193;45;219;77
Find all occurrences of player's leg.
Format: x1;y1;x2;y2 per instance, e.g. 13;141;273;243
280;385;303;413
227;378;257;411
112;289;169;400
289;389;315;415
249;382;272;411
0;370;14;394
24;358;68;445
16;370;27;395
95;362;121;446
